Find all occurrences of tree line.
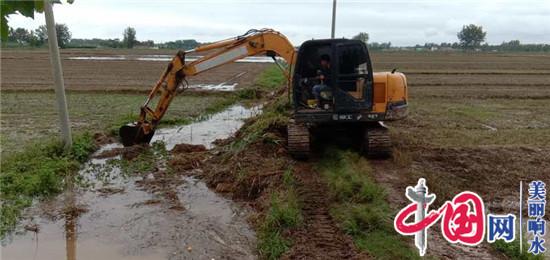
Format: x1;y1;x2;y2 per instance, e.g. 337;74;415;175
4;23;550;52
353;24;550;52
6;24;71;48
3;24;200;50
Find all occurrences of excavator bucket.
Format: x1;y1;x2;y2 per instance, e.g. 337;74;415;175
119;123;155;147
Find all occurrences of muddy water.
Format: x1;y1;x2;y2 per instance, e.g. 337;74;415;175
152;105;261;150
1;104;261;260
187;83;237;91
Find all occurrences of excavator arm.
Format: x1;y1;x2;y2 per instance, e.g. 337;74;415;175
120;29;296;146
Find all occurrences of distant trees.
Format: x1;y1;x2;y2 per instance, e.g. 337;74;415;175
7;27;43;47
34;25;47;45
34;23;72;48
457;24;486;49
351;32;391;50
140;40;155;48
352;32;369;43
123;27;137;48
497;40;550;52
68;38;124;48
158;39;200;50
368;41;391;50
499;40;521;51
8;28;30;44
56;24;72;48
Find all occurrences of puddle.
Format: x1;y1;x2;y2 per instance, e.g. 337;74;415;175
1;104;261;260
152;104;262;150
68;55;275;63
68;56;127;61
187;83;237;92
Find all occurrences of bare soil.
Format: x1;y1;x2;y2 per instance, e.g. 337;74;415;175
1;49;269;92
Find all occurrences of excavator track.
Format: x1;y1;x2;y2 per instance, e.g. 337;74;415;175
364;124;391;158
287;121;311;160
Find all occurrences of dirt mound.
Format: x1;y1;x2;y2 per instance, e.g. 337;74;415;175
169;143;208;172
93;133;117;146
283;163;360;260
198;129;289;201
94;144;148;160
172;143;207;153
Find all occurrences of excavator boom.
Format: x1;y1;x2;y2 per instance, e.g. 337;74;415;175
120;29;296;146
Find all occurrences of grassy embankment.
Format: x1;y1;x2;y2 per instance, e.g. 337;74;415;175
0;66;284;238
228;95;301;259
318;149;420;259
258;168;302;259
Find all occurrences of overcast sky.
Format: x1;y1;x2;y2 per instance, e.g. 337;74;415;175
6;0;550;46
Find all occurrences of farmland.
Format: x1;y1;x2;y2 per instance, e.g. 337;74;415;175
1;49;270;91
1;48;550;259
370;51;550;258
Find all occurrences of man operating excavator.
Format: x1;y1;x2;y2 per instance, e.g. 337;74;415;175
312;54;332;107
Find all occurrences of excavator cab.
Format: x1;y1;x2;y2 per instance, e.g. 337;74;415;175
293;39;373;113
287;39;407;159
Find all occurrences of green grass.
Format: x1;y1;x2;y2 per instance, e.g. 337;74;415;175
0;133;96;237
110;141;169;176
251;65;287;91
318;149;420;259
224;65;288;154
258;168;302;260
226;95;290;156
493;238;544;260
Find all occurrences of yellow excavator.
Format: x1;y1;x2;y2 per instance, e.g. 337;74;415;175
120;29;408;158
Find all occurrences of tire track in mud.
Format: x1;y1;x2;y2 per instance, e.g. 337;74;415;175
283;163;364;260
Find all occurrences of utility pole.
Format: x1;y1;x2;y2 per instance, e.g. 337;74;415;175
331;0;337;38
44;0;72;149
